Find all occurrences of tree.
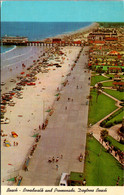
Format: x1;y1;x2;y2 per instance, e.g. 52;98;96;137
96;90;101;103
98;129;109;156
100;129;108;140
96;67;103;75
97;82;103;90
88;94;92;105
93;86;96;91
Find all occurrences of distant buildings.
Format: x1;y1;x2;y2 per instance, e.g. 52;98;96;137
87;28;118;43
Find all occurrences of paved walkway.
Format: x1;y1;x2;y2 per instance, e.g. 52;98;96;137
21;46;91;186
88;88;122;140
88;74;123;165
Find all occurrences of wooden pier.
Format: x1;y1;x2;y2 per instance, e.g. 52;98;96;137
2;36;83;47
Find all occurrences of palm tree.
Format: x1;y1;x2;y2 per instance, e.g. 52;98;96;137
97;82;103;90
88;94;92;105
93;86;96;91
96;90;101;103
98;129;108;156
100;129;109;140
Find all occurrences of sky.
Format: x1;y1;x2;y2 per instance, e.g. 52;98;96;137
1;1;124;22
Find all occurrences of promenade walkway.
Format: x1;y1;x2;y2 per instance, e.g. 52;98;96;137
21;46;91;186
88;74;123;165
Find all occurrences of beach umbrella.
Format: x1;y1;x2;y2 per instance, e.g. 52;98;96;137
11;131;18;138
32;133;39;137
46;109;52;112
55;93;60;96
118;55;121;59
5;141;11;147
20;72;25;75
22;63;26;68
7;178;15;181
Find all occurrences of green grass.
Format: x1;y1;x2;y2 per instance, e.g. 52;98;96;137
84;135;124;186
102;81;113;87
105;136;124;152
104;89;124;101
88;89;117;125
96;66;108;71
100;107;123;128
91;75;108;86
95;65;124;70
105;110;124;127
106;74;114;78
69;172;84;182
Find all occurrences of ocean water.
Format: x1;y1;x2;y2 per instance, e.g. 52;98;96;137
1;22;92;53
1;22;92;82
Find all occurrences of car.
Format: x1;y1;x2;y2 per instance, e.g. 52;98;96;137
1;109;6;113
1;82;6;86
17;96;23;99
10;79;16;82
59;173;69;186
8;102;15;106
1;118;10;124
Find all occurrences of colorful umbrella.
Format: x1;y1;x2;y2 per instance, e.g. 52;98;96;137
32;133;39;137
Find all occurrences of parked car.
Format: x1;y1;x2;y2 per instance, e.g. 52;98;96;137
1;118;10;124
1;82;6;86
8;102;15;106
59;173;69;186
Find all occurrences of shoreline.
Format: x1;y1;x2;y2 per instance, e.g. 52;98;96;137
1;46;43;83
54;22;98;38
1;22;97;87
1;45;17;55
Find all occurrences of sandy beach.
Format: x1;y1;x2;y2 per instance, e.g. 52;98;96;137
1;45;82;185
1;46;43;83
1;23;97;185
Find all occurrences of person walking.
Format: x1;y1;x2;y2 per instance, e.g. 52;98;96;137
52;156;55;163
56;157;59;162
56;164;58;170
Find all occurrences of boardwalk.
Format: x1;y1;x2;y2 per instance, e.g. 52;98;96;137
21;47;90;186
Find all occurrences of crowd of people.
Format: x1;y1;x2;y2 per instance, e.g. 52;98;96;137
100;138;124;165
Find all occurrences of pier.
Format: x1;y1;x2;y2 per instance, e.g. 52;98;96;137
2;36;83;47
27;41;82;47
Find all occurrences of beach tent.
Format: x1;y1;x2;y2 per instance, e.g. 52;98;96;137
5;141;11;147
11;131;18;138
